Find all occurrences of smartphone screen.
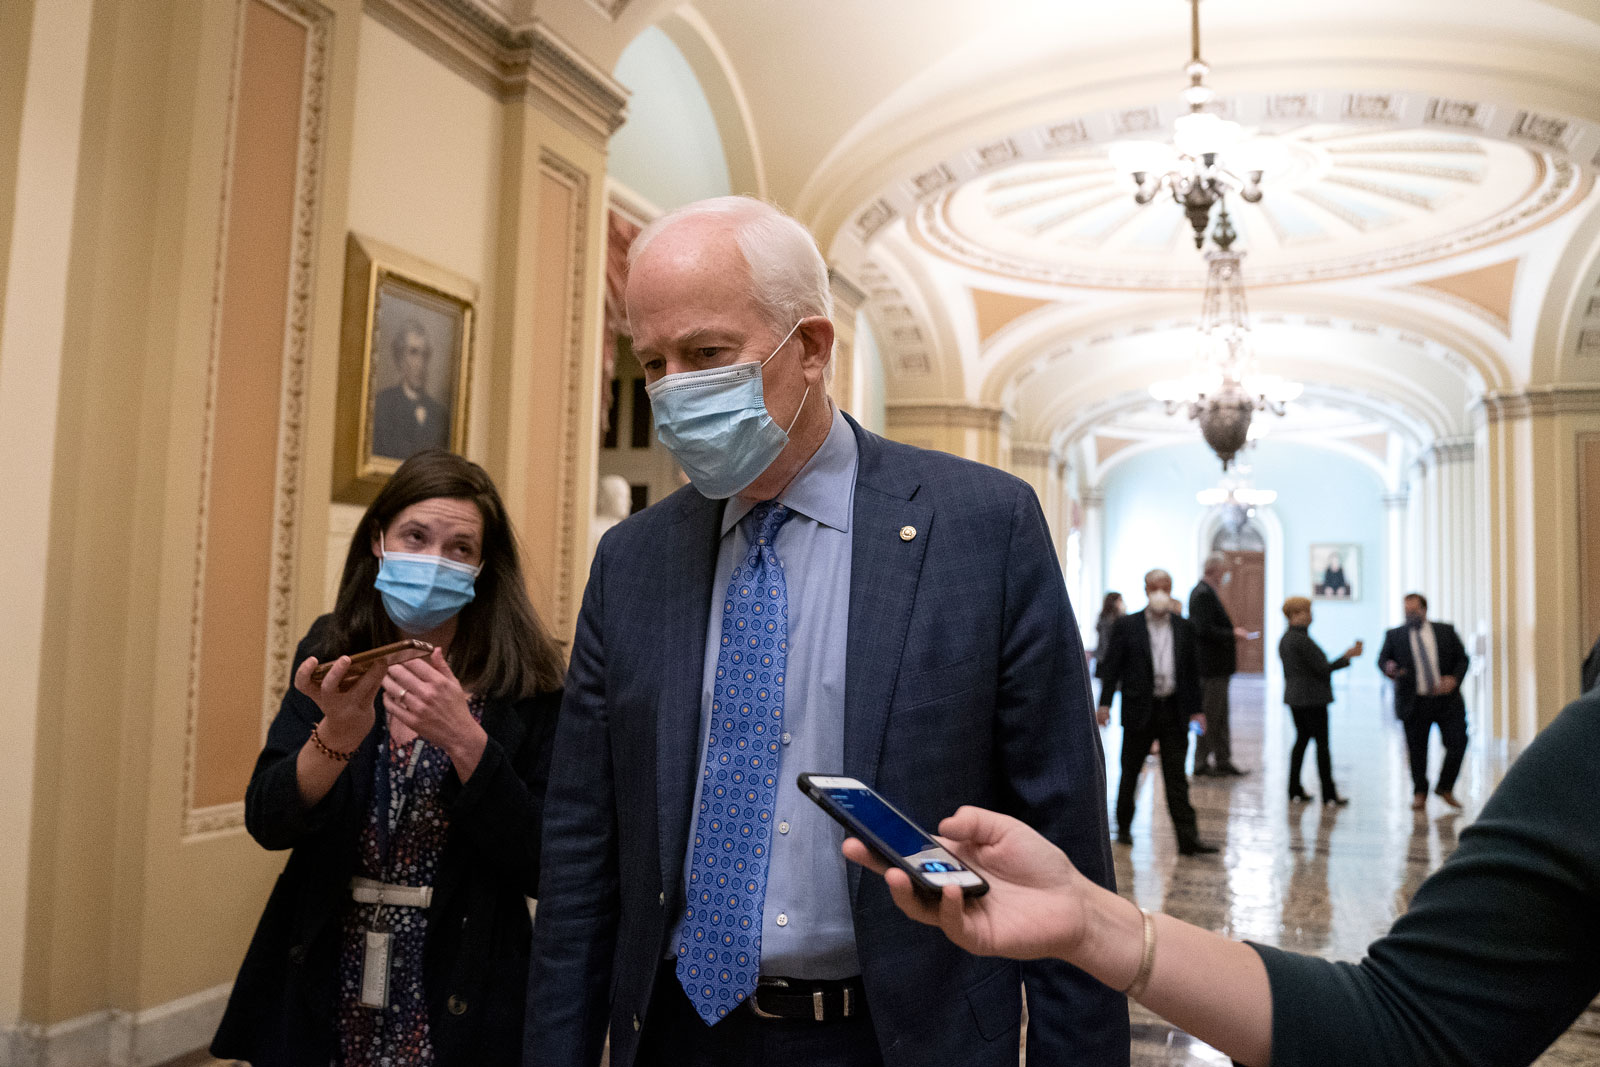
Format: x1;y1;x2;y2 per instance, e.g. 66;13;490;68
800;774;986;895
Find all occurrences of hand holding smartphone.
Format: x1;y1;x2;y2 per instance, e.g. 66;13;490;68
309;639;433;691
799;774;987;899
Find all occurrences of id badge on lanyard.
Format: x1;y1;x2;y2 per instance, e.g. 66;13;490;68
359;735;423;1010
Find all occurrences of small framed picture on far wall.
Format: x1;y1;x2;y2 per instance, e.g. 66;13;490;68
1310;543;1359;600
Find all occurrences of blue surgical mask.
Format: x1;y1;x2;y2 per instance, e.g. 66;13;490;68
374;534;482;633
644;321;810;499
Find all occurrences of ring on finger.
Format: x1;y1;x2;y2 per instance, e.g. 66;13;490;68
397;688;407;706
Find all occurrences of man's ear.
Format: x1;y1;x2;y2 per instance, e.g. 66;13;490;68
797;315;835;381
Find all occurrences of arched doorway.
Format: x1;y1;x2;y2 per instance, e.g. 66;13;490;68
1210;509;1267;674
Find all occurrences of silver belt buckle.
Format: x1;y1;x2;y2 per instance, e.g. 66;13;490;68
747;977;788;1020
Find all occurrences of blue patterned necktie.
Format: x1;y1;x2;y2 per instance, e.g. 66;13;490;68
676;501;793;1024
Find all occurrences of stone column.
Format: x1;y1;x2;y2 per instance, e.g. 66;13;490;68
481;18;628;640
1382;491;1408;628
828;268;866;414
1430;437;1478;642
1079;486;1107;641
1478;387;1600;741
884;400;1012;468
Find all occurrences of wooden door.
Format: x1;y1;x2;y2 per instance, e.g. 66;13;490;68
1217;550;1266;673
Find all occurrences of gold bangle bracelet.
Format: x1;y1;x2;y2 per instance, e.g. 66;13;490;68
309;722;356;763
1122;906;1157;1000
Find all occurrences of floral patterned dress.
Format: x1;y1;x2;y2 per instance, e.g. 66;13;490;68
333;698;483;1066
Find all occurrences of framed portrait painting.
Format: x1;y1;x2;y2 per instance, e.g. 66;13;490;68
333;233;477;503
1310;543;1359;600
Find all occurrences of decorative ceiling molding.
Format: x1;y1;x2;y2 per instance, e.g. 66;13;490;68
1000;308;1488;400
831;86;1600;286
1478;385;1600;421
859;258;935;379
1576;274;1600;360
1411;258;1520;336
828;268;868;317
885;400;1012;432
366;0;628;145
972;287;1055;346
907;147;1583;291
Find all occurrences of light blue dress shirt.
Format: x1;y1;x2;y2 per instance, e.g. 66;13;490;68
672;405;861;979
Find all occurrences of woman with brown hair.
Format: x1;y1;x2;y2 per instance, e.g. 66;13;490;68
213;449;565;1066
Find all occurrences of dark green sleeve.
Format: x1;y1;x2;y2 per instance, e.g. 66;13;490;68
1249;692;1600;1067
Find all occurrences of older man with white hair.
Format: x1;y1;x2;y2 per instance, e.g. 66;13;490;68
528;196;1126;1067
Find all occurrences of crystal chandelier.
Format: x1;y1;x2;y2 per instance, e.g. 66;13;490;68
1150;205;1300;469
1107;0;1266;248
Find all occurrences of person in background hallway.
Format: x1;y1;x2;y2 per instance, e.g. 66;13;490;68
1278;596;1362;805
372;320;451;460
212;450;565;1067
1094;591;1125;679
1378;593;1469;811
1097;568;1219;856
526;196;1125;1067
1189;553;1252;776
846;683;1600;1067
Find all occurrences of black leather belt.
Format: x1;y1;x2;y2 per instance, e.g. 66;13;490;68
745;975;865;1022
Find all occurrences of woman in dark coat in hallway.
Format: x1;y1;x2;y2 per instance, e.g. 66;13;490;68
212;450;566;1066
1278;595;1362;805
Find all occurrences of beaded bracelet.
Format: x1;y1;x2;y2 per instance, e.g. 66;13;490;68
309;722;356;762
1122;906;1157;1000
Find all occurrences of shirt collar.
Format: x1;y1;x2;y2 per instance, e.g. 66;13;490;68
721;404;857;537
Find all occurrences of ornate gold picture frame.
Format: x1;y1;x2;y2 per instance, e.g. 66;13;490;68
333;233;477;503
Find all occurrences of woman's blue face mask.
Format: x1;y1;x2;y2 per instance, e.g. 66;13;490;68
373;533;482;633
643;321;809;499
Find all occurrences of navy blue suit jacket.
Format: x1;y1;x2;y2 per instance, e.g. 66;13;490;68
526;414;1126;1067
1377;621;1469;721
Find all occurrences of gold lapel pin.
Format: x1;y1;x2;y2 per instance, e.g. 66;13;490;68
899;525;917;542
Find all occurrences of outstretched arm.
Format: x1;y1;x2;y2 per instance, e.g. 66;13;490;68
849;691;1600;1067
843;808;1273;1065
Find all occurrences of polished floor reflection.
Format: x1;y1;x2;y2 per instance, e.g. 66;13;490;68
1111;675;1600;1066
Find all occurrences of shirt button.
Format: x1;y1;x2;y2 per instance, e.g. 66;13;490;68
447;994;468;1015
777;820;790;834
658;891;665;906
775;913;789;927
633;1014;641;1031
781;732;792;745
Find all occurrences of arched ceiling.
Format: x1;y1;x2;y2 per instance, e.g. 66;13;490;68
603;0;1600;469
915;126;1579;290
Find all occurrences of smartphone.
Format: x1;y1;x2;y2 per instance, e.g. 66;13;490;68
308;639;433;690
798;773;988;898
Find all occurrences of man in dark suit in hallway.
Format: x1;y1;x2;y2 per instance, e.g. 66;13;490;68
1188;553;1251;777
527;196;1126;1067
1378;592;1470;811
1096;568;1219;856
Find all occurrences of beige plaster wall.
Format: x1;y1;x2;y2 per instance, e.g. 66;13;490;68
332;12;508;580
0;0;92;1026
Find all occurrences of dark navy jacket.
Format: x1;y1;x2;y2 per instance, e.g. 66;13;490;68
525;414;1127;1067
212;617;558;1066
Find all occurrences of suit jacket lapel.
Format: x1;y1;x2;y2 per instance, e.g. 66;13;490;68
840;416;931;788
656;492;723;896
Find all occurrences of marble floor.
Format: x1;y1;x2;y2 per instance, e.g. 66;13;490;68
1111;675;1600;1066
189;674;1600;1067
